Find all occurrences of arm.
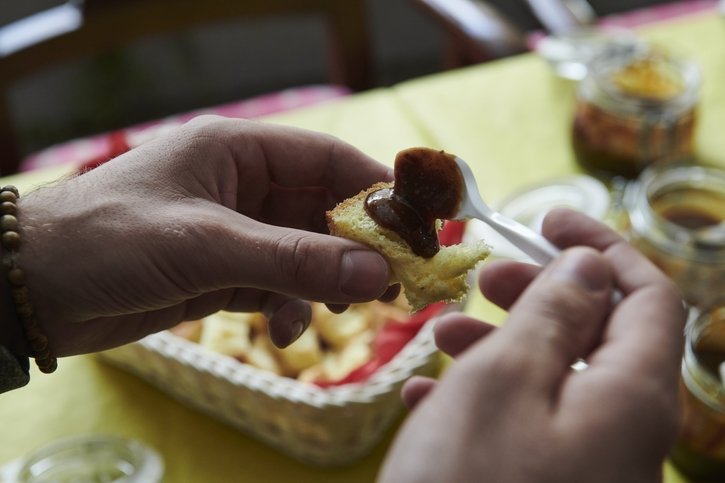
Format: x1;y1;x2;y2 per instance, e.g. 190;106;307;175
411;0;528;67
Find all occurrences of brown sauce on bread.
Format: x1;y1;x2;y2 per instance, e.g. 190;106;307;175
364;148;463;258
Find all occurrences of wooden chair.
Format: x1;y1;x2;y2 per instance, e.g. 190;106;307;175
523;0;595;33
410;0;692;69
409;0;605;68
0;0;372;175
409;0;529;69
433;0;688;37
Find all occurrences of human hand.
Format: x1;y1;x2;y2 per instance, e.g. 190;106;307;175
379;208;686;483
3;117;397;357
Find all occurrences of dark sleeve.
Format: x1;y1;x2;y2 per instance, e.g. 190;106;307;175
0;345;29;393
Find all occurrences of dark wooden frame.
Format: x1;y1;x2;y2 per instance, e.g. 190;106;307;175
0;0;372;174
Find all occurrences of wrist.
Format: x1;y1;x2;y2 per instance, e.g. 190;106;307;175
0;242;30;357
0;186;56;373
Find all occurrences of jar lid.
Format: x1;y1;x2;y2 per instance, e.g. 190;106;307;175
8;434;165;483
586;44;701;114
536;27;641;81
465;175;610;260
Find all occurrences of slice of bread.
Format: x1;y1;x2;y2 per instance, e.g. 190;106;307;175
327;182;490;312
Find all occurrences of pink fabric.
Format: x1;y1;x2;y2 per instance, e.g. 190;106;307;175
527;0;720;49
598;0;719;29
20;84;351;172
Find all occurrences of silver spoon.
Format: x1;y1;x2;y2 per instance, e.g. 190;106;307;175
452;156;560;265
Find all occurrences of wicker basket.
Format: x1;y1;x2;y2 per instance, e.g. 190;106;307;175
98;221;478;466
98;315;442;467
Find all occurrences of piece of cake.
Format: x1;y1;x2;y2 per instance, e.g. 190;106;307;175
326;148;490;311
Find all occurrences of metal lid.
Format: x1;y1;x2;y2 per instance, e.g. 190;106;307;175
536;27;641;81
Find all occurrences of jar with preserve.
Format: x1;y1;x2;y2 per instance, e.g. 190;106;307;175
622;164;725;308
572;45;701;180
670;304;725;480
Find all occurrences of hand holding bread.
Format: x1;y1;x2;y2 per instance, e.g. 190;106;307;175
327;148;490;311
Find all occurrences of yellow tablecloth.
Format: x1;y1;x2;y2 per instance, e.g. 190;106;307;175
3;10;725;483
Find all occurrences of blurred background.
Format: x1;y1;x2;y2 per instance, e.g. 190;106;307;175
0;0;687;174
0;0;446;163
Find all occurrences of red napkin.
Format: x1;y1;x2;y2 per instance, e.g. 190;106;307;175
314;302;447;387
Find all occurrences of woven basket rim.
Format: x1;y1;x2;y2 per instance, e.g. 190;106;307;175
135;314;442;408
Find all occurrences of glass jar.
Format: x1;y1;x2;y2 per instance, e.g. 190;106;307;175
572;45;701;179
496;174;611;232
622;164;725;308
16;435;164;483
670;304;725;480
535;27;640;81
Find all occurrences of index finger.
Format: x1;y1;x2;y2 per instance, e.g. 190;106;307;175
195;117;394;200
543;208;671;295
592;240;686;376
544;208;685;375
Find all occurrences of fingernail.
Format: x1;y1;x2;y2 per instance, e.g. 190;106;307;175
340;250;388;298
274;319;305;348
550;249;608;292
287;319;305;346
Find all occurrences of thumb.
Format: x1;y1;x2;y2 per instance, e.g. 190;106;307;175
498;247;613;393
183;211;391;303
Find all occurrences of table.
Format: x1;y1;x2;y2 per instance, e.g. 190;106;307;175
2;9;724;483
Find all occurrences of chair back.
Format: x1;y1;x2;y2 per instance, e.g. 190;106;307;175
0;0;372;174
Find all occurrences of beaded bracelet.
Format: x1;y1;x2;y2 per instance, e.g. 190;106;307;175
0;185;57;373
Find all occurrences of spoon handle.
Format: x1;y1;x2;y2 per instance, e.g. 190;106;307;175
488;211;624;306
488;212;560;265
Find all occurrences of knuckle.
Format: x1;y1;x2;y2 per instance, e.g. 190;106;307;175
535;288;596;335
493;353;533;380
184;114;229;131
180;117;223;144
511;286;603;359
183;116;251;143
273;233;320;286
654;279;686;309
471;347;536;382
